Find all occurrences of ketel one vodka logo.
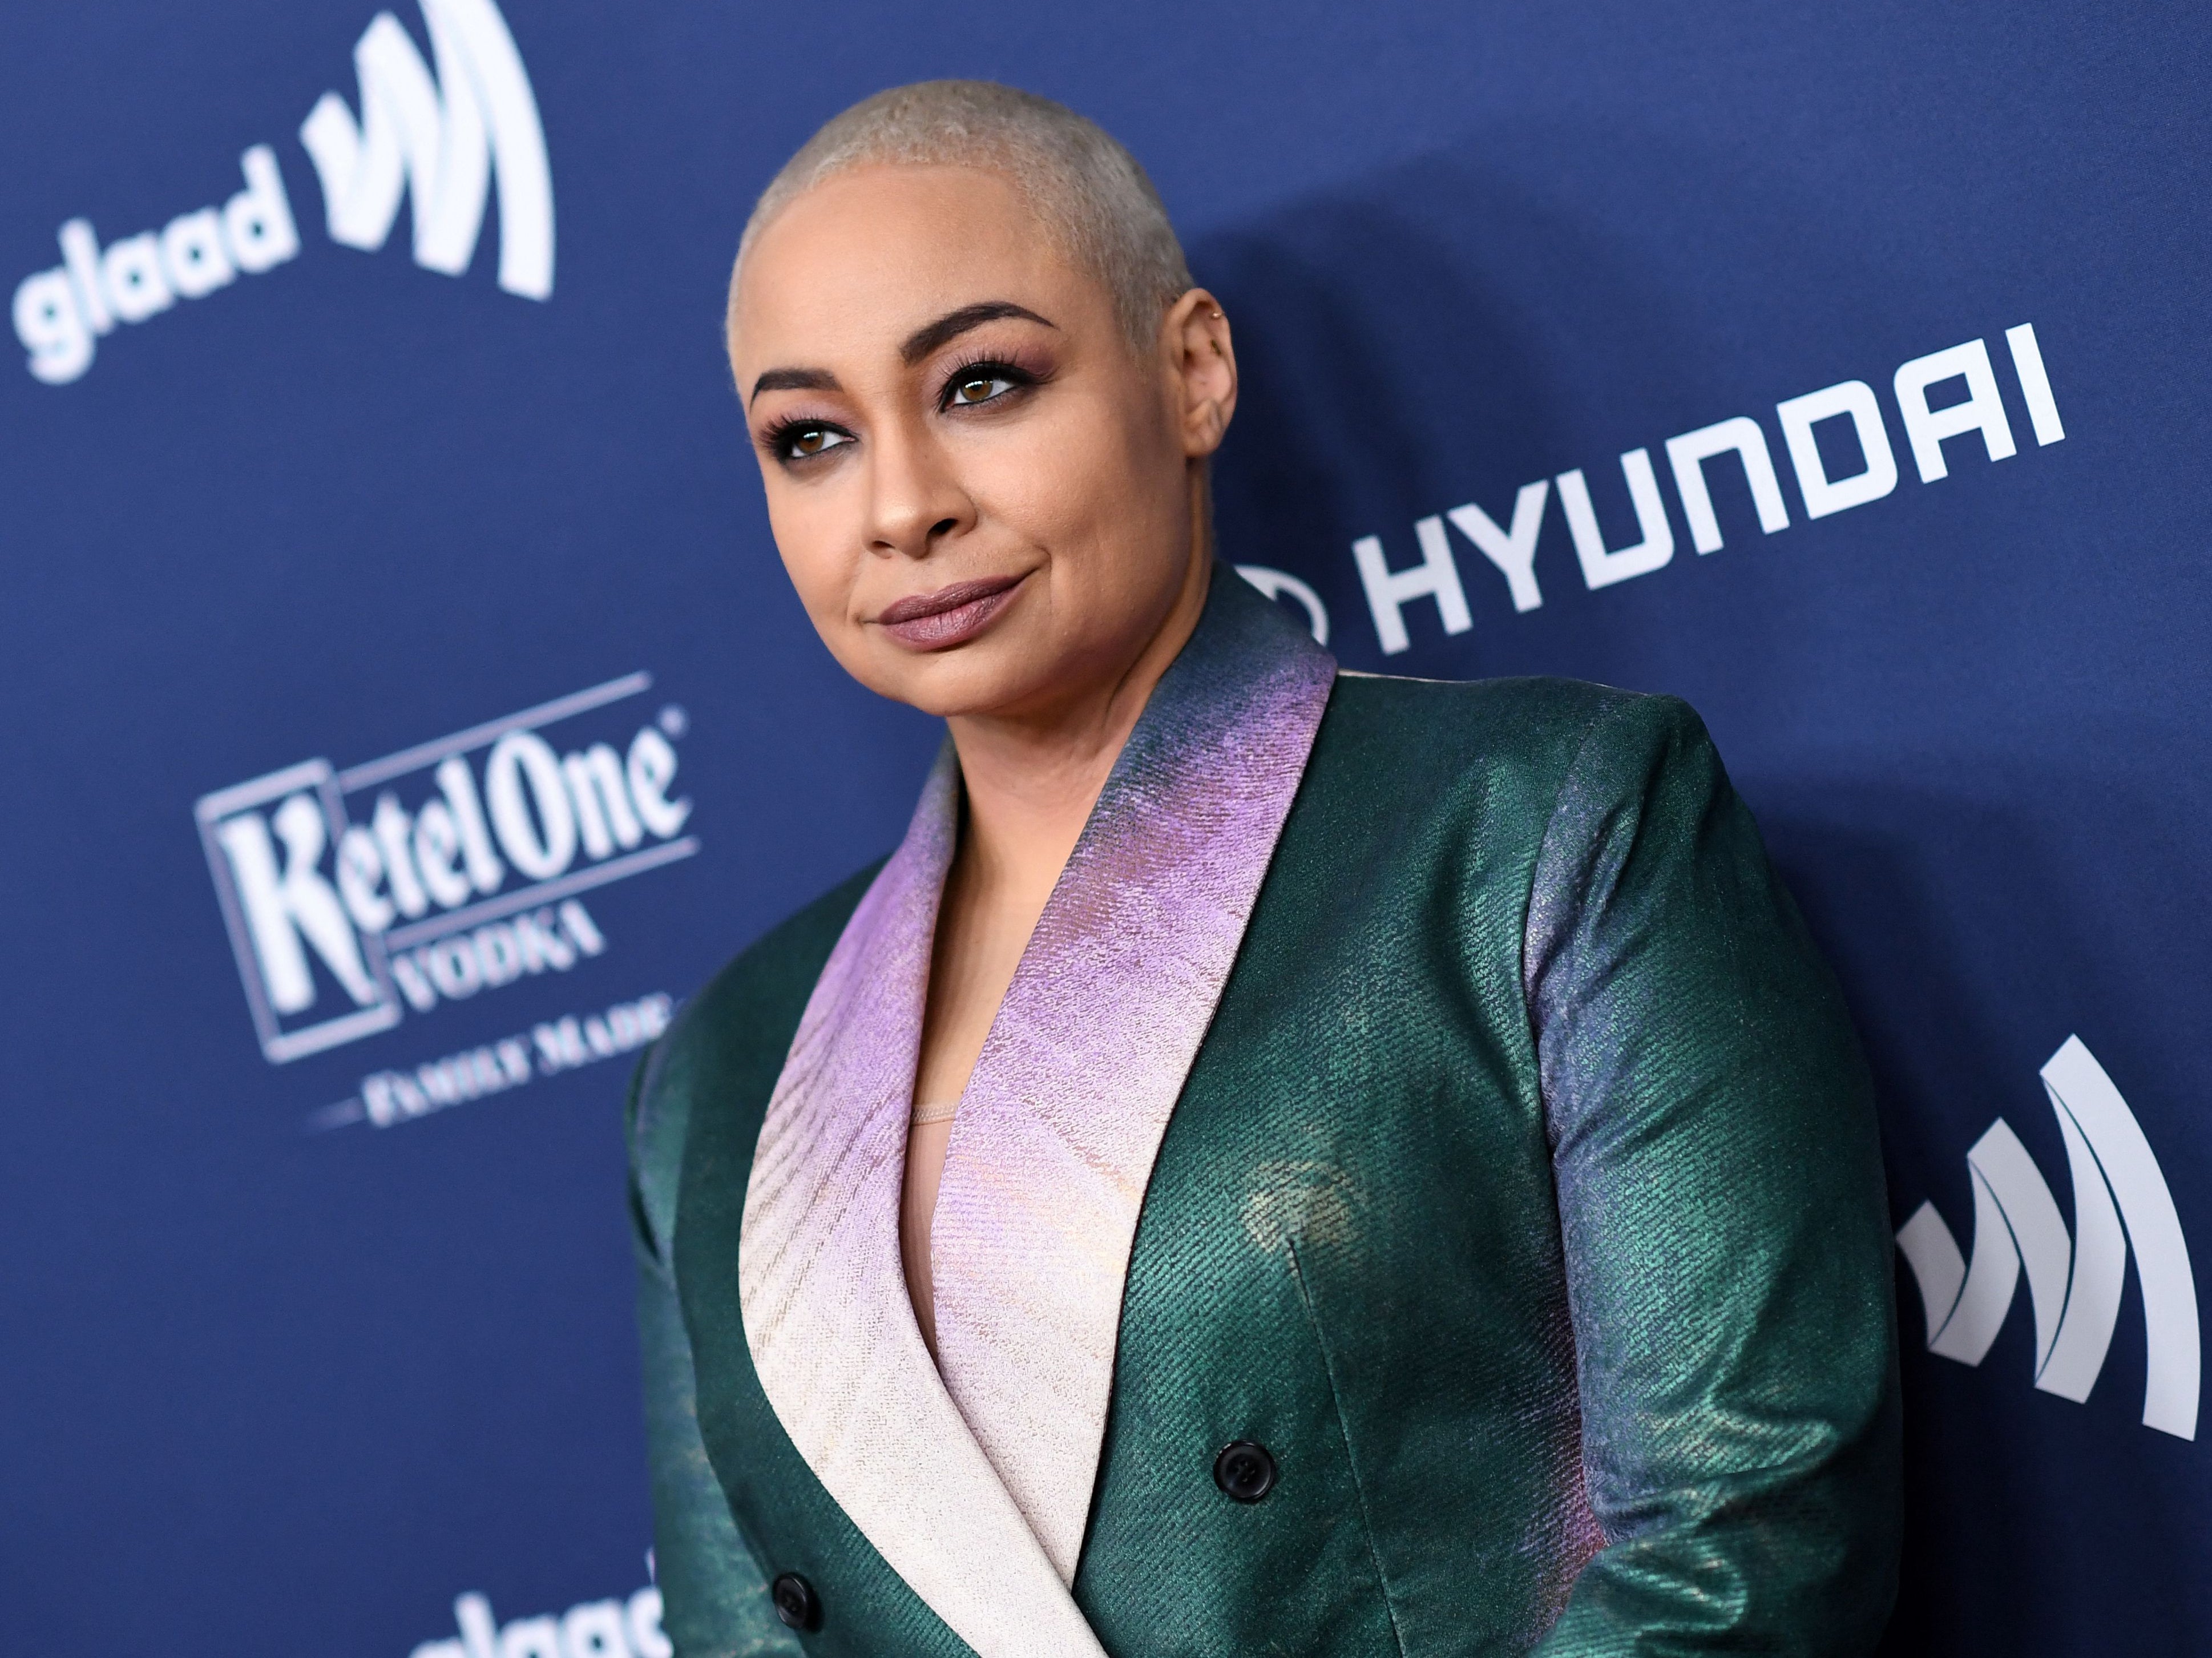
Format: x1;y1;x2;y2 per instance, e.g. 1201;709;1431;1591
195;673;694;1064
1897;1036;2201;1440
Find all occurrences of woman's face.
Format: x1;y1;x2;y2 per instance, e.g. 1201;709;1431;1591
728;164;1232;722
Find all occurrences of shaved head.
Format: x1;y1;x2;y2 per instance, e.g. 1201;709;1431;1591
733;80;1194;353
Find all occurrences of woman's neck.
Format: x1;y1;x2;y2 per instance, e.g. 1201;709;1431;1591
944;550;1212;899
902;542;1212;1348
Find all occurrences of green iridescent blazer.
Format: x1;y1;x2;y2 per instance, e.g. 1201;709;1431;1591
627;573;1900;1656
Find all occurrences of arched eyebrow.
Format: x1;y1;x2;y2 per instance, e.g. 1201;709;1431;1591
899;301;1057;365
746;302;1057;407
749;367;840;406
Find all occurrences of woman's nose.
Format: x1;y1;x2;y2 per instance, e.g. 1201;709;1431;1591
864;422;974;557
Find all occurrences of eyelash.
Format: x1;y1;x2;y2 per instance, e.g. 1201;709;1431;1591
935;355;1043;412
761;414;853;464
760;355;1047;465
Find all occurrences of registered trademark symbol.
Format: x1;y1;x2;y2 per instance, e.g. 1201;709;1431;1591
659;704;688;739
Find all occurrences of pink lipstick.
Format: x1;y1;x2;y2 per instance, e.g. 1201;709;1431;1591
875;574;1026;650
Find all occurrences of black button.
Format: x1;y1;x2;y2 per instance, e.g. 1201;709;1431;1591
1213;1440;1277;1503
771;1572;819;1631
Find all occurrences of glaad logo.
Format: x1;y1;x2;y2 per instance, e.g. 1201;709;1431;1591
411;1586;668;1658
1896;1036;2201;1441
301;0;553;300
196;673;695;1065
11;0;550;385
13;149;301;384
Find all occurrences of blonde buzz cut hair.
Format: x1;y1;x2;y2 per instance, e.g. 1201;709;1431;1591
733;79;1194;352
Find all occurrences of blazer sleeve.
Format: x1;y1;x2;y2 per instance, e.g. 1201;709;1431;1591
1522;695;1902;1655
626;1050;802;1658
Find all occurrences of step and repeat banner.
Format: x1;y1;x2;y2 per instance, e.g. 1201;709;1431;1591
3;2;2204;1652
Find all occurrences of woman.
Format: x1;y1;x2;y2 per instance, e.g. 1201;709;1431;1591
629;80;1899;1657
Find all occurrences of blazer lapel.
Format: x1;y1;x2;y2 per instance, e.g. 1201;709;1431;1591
739;570;1335;1649
932;574;1337;1580
739;751;1108;1658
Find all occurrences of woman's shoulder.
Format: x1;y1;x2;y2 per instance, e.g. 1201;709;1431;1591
626;861;882;1248
632;860;880;1120
1318;669;1713;790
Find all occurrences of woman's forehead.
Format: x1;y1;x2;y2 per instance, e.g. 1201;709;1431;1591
730;165;1102;365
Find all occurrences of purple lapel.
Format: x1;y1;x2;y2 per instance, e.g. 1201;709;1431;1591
740;571;1335;1647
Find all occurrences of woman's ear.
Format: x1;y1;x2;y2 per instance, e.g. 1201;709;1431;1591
1163;288;1238;459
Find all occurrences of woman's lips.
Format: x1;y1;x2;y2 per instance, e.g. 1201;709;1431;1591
874;574;1026;651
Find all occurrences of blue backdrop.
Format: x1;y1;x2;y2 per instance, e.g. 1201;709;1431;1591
5;2;2205;1651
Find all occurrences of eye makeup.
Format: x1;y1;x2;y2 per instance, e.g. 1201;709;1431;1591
934;350;1051;413
755;340;1058;467
760;415;855;463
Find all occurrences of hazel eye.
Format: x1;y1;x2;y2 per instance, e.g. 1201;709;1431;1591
948;373;1015;407
780;424;851;459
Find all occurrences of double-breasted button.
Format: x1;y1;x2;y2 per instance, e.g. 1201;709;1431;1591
771;1572;819;1631
1213;1440;1278;1503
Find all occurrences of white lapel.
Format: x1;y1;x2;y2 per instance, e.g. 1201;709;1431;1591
740;572;1335;1651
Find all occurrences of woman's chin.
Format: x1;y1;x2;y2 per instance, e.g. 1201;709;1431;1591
875;646;1079;724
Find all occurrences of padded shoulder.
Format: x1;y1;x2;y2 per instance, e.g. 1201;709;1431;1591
626;861;883;1260
1315;671;1692;824
1328;669;1653;751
